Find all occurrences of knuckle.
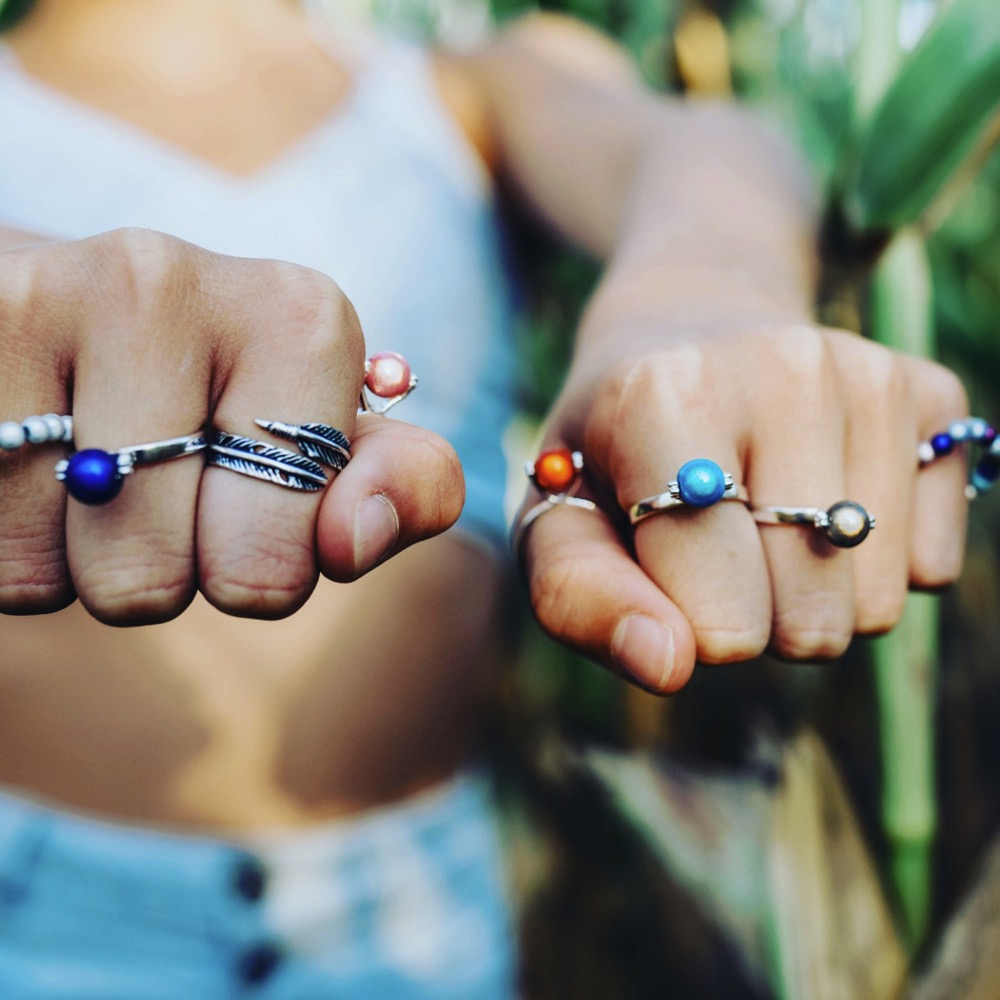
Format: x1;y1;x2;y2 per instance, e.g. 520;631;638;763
694;621;770;664
770;586;853;660
770;606;853;660
770;324;829;382
202;534;316;618
0;554;74;615
74;548;194;625
252;262;364;363
926;363;969;417
855;588;908;636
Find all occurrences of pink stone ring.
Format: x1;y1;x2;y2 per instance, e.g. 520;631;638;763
360;352;418;415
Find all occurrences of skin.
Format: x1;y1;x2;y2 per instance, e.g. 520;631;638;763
0;0;969;829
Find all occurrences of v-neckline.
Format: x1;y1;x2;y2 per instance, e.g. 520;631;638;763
0;38;370;190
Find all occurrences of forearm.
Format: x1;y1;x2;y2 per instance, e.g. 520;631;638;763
473;16;818;355
578;105;819;356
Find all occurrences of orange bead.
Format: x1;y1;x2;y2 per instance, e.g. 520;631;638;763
534;449;576;492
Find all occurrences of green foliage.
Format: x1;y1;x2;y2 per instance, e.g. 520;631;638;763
844;0;1000;232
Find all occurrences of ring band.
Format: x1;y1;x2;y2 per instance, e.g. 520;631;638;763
918;416;999;499
629;459;746;525
751;500;875;548
1;414;73;452
512;448;597;557
254;419;351;471
207;430;328;492
55;431;206;505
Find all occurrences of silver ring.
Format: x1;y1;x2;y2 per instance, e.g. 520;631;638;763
54;431;206;505
751;500;875;548
207;430;328;492
1;414;73;452
254;420;351;471
511;448;598;557
629;459;747;525
359;352;418;415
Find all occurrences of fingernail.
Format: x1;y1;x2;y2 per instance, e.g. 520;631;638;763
353;494;399;575
611;614;675;691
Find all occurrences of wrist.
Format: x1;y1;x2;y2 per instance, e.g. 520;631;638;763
574;260;815;358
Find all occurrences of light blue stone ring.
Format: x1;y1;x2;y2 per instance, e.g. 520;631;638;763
629;458;747;525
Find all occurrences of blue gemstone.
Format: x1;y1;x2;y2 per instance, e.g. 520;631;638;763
64;449;123;505
676;459;726;507
931;433;954;456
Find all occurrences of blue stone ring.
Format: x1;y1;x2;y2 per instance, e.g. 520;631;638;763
629;458;747;525
55;432;207;505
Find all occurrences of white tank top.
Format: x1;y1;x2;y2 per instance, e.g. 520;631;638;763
0;39;517;546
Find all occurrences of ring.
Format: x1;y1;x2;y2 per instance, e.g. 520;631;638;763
629;459;747;525
751;500;876;548
1;414;73;452
254;420;351;471
207;431;328;491
359;352;418;415
918;416;999;499
511;448;598;557
55;432;207;505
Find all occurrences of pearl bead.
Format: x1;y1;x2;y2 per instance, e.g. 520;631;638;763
534;449;576;493
948;420;971;443
967;418;991;443
365;352;412;398
0;421;27;450
676;459;726;507
917;441;935;465
42;414;66;441
825;501;873;548
63;449;124;505
22;415;49;444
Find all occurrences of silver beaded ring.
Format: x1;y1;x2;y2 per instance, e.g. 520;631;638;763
918;416;999;500
0;414;73;452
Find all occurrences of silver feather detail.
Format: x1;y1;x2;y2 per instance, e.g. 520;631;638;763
254;420;351;471
207;432;328;491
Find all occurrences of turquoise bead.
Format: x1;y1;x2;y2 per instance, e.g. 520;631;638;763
676;459;726;507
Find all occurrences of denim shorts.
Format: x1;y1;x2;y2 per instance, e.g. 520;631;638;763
0;774;515;999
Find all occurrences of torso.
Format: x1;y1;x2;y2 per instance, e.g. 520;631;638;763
0;3;513;831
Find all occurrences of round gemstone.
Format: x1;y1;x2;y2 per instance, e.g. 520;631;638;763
825;501;872;548
930;433;954;457
676;459;726;507
63;449;123;505
365;352;412;398
534;449;576;493
948;420;971;443
0;421;27;451
22;415;49;444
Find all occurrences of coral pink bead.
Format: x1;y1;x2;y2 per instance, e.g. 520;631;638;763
365;352;412;398
534;449;576;493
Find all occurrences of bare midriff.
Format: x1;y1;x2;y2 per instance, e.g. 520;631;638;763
0;535;507;831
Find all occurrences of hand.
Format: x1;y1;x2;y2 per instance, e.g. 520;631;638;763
517;322;968;692
0;228;462;624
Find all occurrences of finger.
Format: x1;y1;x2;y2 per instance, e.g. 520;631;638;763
593;350;771;664
199;260;365;618
316;414;465;583
522;500;696;693
747;329;854;659
0;246;76;613
905;357;969;588
832;335;915;634
64;232;211;624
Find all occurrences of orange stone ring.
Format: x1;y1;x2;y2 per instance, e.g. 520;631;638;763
512;448;598;558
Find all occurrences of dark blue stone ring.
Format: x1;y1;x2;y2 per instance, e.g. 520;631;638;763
629;459;747;525
55;432;207;505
